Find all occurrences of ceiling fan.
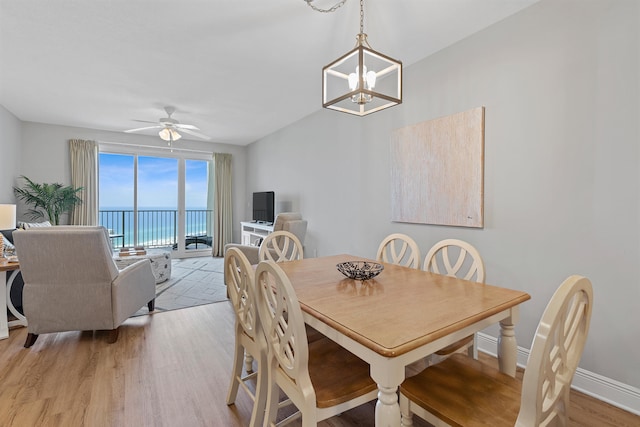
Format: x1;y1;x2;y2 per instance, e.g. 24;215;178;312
124;106;211;143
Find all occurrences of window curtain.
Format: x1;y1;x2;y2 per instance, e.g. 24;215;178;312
211;153;232;256
69;139;98;225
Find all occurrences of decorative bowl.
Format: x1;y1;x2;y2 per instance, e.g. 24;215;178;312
336;261;384;281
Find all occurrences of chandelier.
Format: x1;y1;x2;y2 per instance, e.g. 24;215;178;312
318;0;402;116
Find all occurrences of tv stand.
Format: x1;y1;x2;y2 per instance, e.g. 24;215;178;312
241;221;274;246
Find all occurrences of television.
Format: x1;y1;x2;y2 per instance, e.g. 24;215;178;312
253;191;275;224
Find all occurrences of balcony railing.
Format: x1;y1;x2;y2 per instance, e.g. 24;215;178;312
99;209;213;249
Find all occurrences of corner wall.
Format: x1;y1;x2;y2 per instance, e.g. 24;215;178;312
0;105;21;203
246;0;640;403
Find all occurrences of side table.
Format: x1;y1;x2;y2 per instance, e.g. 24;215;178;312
1;259;27;340
113;248;172;284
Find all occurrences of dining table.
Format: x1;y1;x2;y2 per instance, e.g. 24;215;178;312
276;254;531;427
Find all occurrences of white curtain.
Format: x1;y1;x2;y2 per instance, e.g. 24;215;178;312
211;153;232;257
69;139;98;225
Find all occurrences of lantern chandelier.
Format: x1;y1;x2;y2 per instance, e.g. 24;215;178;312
306;0;403;116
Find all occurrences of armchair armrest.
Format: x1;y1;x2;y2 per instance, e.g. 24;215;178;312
112;259;156;325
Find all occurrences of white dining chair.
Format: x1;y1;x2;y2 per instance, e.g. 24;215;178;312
258;230;304;262
254;260;378;427
423;239;485;361
224;247;266;427
376;233;421;269
399;275;593;427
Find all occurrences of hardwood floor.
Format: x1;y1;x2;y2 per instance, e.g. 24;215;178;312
0;302;637;426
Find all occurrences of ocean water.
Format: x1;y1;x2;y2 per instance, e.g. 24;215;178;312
99;207;211;247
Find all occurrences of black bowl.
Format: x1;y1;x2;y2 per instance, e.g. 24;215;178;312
336;261;384;281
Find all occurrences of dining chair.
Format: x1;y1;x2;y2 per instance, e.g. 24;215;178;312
224;247;266;427
422;239;485;361
399;275;593;427
376;233;421;269
258;230;304;262
254;260;378;427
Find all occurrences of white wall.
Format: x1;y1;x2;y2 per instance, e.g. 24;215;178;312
0;105;21;203
18;122;248;234
246;0;640;395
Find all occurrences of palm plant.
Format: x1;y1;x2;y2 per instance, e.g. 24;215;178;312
13;176;83;225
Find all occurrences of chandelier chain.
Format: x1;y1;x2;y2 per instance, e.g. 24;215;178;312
359;0;364;34
303;0;348;13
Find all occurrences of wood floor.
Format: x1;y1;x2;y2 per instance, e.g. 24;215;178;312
0;302;638;427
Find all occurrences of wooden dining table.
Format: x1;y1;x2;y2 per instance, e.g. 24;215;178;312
277;254;531;427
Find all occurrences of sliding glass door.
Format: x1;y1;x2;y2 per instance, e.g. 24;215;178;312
98;148;212;258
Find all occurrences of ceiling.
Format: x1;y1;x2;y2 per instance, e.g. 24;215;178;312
0;0;539;146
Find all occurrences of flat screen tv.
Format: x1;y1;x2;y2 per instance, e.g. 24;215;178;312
253;191;275;224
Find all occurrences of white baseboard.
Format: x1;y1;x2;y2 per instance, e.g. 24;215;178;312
477;332;640;416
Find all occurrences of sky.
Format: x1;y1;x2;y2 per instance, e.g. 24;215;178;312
99;153;209;209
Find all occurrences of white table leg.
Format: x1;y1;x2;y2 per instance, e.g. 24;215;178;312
375;385;401;427
0;271;8;339
498;307;519;377
371;360;404;427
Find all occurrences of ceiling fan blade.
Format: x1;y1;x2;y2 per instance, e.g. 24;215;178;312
180;128;212;140
124;125;162;133
131;119;160;124
174;124;199;130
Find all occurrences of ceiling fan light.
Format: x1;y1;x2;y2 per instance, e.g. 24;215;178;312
158;128;170;141
159;128;181;142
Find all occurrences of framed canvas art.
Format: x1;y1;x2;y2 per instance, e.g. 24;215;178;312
390;107;485;228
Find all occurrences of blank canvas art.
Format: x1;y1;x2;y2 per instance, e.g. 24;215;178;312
390;107;485;228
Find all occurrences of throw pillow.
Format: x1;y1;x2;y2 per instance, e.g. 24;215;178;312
18;221;52;229
3;238;15;250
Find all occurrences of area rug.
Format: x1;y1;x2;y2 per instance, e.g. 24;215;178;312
135;256;228;315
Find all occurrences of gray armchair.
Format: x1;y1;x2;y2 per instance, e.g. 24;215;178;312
225;212;308;265
13;226;156;348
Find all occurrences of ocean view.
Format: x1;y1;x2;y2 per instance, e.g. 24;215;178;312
98;153;211;248
99;207;211;248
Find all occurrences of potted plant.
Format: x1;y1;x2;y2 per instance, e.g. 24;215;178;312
13;176;83;225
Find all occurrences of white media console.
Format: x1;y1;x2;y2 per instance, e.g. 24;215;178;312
240;221;274;246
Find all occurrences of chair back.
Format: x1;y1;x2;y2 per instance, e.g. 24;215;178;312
13;226;125;334
259;230;304;262
14;226;119;285
273;212;308;245
255;260;313;396
423;239;485;282
376;233;421;268
225;247;258;340
516;275;593;426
